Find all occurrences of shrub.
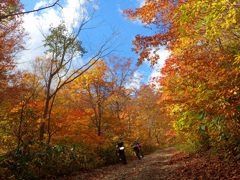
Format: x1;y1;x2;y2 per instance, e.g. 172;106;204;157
0;142;102;179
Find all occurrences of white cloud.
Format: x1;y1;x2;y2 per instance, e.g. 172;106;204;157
34;1;48;10
18;0;95;70
137;0;145;7
62;0;89;29
148;48;171;80
126;70;142;90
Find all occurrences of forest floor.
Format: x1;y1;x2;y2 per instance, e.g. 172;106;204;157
60;147;240;180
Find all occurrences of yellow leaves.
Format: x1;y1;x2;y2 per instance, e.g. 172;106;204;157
221;7;237;29
228;86;239;96
234;55;240;65
10;101;25;113
124;0;240;153
177;0;239;40
10;106;20;113
174;36;195;54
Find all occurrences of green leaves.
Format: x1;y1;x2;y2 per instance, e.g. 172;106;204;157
44;22;86;59
0;143;106;179
199;111;206;122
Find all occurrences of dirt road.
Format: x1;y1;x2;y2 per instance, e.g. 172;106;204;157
63;147;179;180
60;146;240;180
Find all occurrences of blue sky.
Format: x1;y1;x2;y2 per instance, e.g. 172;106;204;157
20;0;170;86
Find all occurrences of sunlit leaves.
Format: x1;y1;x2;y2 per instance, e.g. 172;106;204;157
125;0;240;152
179;0;239;39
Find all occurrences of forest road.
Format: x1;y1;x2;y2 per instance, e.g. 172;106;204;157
62;147;180;180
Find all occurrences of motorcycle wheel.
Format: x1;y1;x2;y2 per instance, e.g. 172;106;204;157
120;153;127;164
136;152;142;159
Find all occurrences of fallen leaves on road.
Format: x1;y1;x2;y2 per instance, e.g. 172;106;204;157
170;150;240;180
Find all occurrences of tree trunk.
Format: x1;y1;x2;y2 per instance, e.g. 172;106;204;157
40;95;50;143
17;104;25;149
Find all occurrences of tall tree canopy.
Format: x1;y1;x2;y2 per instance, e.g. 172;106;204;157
0;0;25;91
124;0;240;152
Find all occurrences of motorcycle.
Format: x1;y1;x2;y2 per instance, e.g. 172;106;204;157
116;142;127;164
133;143;144;160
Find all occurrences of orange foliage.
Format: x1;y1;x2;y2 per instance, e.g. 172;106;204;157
124;0;240;152
0;0;25;89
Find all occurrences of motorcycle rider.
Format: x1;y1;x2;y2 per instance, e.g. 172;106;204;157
115;139;124;158
116;139;124;148
115;139;127;164
132;140;144;159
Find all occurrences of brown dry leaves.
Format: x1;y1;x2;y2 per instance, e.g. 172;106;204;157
170;150;240;180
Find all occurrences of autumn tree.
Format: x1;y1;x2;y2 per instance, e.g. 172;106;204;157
124;1;240;152
34;2;119;144
0;0;26;153
68;60;111;136
67;56;136;138
121;84;172;146
135;85;171;145
9;72;43;148
0;0;25;99
105;56;136;136
0;71;43;153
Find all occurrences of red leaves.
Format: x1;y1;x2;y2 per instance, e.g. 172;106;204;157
0;0;25;89
125;0;240;155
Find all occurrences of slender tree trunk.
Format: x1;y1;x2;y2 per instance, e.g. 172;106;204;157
97;101;102;136
46;94;56;144
40;71;53;143
155;135;160;145
40;96;50;143
17;104;25;150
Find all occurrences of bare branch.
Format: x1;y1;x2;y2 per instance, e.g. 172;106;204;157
0;0;60;20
